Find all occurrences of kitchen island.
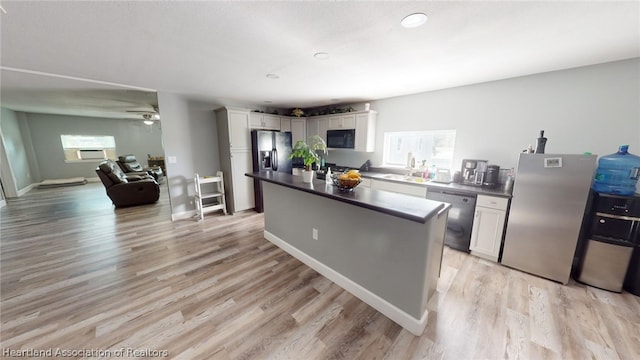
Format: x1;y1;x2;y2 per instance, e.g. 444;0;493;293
246;171;451;335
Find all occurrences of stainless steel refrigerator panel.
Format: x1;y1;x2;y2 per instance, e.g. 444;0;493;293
501;154;597;284
274;132;292;173
251;130;293;213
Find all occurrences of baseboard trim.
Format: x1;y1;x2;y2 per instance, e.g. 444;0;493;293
17;183;36;197
86;177;101;183
264;230;428;336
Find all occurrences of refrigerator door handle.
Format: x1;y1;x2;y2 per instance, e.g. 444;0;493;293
272;148;278;171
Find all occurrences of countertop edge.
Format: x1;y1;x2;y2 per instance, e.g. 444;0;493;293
246;172;446;224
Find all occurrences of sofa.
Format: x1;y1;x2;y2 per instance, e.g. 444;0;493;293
116;154;164;183
96;159;160;208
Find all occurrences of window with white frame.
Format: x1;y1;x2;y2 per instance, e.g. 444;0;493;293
60;135;116;162
382;130;456;169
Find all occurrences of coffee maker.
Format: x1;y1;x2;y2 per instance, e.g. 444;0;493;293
461;159;488;186
483;165;501;188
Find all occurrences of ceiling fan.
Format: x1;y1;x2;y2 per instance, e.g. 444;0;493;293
126;106;160;123
141;113;159;125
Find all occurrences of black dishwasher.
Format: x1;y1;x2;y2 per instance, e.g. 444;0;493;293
426;189;476;252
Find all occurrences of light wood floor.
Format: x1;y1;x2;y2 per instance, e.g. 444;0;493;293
1;183;639;359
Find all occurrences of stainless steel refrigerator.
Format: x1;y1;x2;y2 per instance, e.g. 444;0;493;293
251;130;292;212
501;153;597;284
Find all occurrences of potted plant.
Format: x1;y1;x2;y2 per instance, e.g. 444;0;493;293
289;135;327;183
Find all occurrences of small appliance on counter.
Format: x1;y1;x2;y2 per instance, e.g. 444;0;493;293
432;168;452;183
483;165;501;188
461;159;488;186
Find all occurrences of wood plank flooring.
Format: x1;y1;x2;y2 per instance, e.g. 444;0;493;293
1;183;639;359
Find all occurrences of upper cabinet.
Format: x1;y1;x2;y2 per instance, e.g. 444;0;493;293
290;118;306;145
354;111;376;152
216;107;251;151
306;117;319;142
249;113;281;130
280;117;291;132
318;118;330;145
328;114;356;130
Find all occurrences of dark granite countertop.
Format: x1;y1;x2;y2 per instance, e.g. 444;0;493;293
246;172;449;224
359;172;512;198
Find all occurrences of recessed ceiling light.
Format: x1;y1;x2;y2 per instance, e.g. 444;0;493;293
314;52;330;60
401;13;427;28
266;74;280;79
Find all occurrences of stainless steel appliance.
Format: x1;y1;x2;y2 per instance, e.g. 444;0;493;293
501;153;597;284
326;129;355;149
426;189;476;252
251;130;292;212
461;159;488;186
575;193;637;291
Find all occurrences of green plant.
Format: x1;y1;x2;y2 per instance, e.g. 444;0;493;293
289;135;327;171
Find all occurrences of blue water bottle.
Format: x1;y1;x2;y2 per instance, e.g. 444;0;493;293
592;145;640;195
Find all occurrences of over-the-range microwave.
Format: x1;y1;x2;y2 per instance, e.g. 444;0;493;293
326;129;355;149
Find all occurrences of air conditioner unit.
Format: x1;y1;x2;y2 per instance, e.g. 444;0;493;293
77;149;106;160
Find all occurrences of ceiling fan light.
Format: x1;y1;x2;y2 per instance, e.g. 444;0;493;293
401;13;428;28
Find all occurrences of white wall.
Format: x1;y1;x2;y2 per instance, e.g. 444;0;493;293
0;108;33;190
156;92;222;217
329;58;640;172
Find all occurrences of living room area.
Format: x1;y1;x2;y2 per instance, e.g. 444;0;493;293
0;69;166;204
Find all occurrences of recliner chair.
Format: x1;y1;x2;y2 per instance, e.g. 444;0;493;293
96;160;160;208
116;154;164;183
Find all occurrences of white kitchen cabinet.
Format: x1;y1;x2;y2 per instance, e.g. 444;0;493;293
249;112;281;130
355;111;376;152
216;107;250;151
371;179;427;197
230;150;255;212
318;118;330;144
291;118;306;145
328;114;356;129
306;118;319;141
280;117;291;132
215;107;255;214
469;195;509;262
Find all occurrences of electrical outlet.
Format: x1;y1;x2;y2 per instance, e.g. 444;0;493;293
312;228;318;240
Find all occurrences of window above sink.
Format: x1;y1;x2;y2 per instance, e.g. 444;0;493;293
382;130;456;170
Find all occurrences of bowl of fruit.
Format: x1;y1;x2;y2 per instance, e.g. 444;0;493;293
331;170;362;191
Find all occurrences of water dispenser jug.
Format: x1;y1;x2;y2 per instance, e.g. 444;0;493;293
592;145;640;196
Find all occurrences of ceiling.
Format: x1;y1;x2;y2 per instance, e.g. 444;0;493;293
0;1;638;119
